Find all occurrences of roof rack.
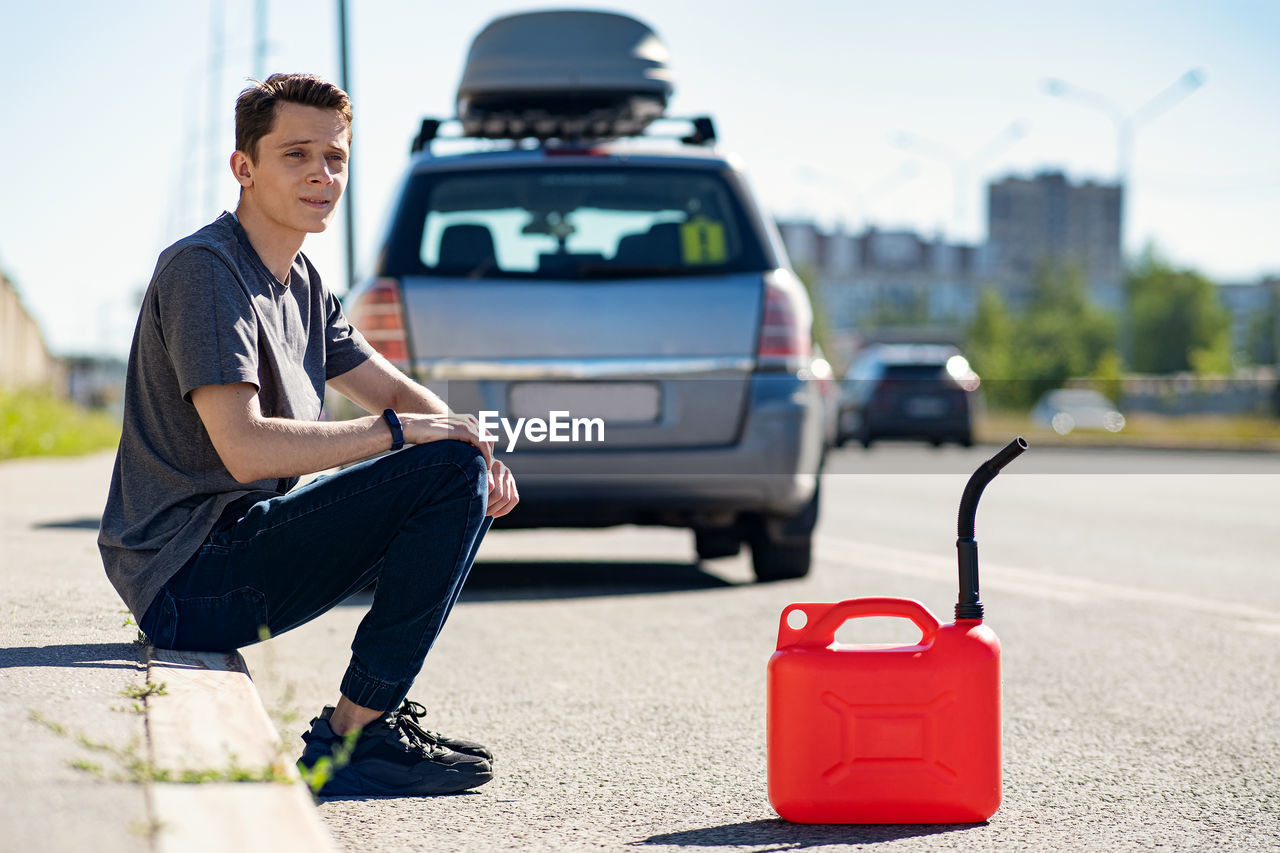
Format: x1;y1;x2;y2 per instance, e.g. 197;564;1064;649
410;115;717;154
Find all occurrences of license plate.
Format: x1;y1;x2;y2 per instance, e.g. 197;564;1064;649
509;382;661;424
905;396;947;417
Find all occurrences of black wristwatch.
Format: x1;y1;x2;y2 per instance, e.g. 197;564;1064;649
382;408;405;451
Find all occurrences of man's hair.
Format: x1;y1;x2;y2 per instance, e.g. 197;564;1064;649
235;73;353;162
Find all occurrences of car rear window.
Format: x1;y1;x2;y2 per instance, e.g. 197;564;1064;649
383;166;769;280
883;364;949;380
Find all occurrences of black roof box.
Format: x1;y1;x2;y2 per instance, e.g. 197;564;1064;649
456;10;675;140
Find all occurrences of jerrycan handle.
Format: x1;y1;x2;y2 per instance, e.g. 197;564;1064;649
776;597;941;650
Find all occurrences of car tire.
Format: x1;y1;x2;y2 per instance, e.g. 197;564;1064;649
751;537;811;582
694;526;741;560
748;482;819;582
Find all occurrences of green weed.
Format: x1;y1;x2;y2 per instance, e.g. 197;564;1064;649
120;681;167;700
297;727;359;795
68;759;104;776
29;709;293;786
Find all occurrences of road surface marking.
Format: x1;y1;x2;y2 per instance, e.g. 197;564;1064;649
821;537;1280;635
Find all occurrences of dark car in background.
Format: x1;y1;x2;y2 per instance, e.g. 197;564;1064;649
338;10;825;580
836;344;978;448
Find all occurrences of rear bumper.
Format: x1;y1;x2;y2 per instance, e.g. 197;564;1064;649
864;412;971;438
492;375;824;528
838;404;971;441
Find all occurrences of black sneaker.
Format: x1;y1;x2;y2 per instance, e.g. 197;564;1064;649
298;706;492;797
395;699;494;763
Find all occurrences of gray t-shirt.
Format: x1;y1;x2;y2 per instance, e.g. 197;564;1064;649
99;213;375;618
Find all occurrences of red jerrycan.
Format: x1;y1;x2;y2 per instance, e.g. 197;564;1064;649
767;437;1027;824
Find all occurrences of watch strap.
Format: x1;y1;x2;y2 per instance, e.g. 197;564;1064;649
382;408;405;451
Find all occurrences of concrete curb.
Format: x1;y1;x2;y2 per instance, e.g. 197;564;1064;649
145;647;338;853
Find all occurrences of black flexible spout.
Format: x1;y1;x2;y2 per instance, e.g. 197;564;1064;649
956;437;1028;621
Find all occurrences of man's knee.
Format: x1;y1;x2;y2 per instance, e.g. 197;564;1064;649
399;440;488;503
404;438;486;470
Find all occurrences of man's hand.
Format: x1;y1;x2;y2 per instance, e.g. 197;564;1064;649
486;458;519;518
327;356;518;517
400;412;495;468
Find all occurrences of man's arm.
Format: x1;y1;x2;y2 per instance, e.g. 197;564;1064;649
191;381;493;485
327;352;449;417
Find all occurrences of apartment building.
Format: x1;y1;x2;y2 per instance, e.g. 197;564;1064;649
777;222;980;340
986;171;1124;310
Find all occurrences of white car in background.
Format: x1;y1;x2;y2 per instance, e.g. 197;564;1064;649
1031;389;1126;435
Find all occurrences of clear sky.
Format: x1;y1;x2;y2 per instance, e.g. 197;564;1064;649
2;0;1278;356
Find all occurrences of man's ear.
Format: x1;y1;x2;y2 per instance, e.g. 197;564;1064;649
230;151;254;189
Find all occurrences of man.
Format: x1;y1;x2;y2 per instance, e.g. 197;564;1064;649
98;73;518;797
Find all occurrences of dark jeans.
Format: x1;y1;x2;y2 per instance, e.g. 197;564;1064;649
138;440;492;713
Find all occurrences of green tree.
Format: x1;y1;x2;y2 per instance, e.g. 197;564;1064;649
1015;262;1118;401
1243;286;1278;366
866;288;931;328
1127;252;1231;374
966;287;1016;405
1090;349;1125;405
966;263;1118;408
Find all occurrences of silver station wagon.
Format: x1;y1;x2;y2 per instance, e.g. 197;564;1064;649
341;10;825;580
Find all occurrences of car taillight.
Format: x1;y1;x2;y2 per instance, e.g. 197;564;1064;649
757;272;812;371
348;277;409;370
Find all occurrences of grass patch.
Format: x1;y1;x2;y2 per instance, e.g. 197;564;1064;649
978;409;1280;450
0;390;120;460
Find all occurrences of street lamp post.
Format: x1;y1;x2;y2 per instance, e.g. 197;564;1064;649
1042;68;1206;367
337;0;356;294
254;0;268;80
892;121;1026;243
1042;68;1207;184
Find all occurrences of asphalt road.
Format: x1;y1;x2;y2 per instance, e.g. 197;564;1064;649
233;442;1278;851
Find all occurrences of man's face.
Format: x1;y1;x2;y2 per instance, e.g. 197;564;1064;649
234;102;350;235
